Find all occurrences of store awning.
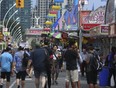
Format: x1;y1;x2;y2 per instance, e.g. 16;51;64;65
49;32;61;39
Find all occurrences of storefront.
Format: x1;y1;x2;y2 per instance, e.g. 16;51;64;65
105;0;116;49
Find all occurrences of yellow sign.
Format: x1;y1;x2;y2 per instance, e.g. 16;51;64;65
16;0;24;8
45;21;53;25
52;5;61;10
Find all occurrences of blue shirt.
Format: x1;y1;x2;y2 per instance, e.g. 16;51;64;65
0;52;13;72
13;51;24;71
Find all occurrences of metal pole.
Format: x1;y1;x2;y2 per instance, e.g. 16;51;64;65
8;17;19;32
13;28;21;38
2;3;16;27
10;22;20;35
6;10;18;28
13;31;21;39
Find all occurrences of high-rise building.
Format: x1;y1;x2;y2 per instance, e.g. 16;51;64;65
36;0;49;28
19;0;31;30
0;0;17;22
0;0;31;30
36;0;63;28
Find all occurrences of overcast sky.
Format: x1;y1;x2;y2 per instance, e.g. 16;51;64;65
31;0;107;10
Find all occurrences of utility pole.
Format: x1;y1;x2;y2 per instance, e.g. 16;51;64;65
79;0;85;53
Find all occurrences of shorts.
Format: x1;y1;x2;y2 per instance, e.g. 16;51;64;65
86;71;97;84
16;71;27;80
34;70;47;78
65;69;78;82
1;72;11;82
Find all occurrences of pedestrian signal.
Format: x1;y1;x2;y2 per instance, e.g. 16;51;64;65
16;0;24;8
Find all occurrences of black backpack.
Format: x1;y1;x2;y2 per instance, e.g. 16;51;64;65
22;52;30;67
91;53;103;72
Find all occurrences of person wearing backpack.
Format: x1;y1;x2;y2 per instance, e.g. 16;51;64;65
0;47;13;88
26;42;49;88
13;46;28;88
85;46;98;88
43;39;53;88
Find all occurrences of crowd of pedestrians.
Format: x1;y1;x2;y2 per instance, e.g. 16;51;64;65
0;39;116;88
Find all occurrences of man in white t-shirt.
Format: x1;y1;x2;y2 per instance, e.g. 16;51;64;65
80;48;88;77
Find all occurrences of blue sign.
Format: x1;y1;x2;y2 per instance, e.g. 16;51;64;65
54;0;64;3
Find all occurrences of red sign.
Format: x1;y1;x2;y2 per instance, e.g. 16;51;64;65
100;25;109;34
82;24;100;31
43;28;51;31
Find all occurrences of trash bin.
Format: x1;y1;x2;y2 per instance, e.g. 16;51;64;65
99;67;109;86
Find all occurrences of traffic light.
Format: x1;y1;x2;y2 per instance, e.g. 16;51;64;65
16;0;24;8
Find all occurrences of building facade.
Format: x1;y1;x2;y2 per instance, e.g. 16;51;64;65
0;0;31;30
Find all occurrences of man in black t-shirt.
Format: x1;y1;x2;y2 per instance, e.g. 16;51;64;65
43;39;53;88
64;42;79;88
27;43;49;88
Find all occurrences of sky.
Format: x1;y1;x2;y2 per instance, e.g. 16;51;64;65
31;0;107;10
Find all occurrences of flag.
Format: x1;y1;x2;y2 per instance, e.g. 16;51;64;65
52;11;61;29
63;11;69;25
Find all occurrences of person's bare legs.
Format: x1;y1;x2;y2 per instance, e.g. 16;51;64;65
94;84;98;88
65;81;69;88
6;82;10;88
41;76;47;88
71;82;76;88
16;79;20;88
21;80;25;88
89;83;94;88
35;77;40;88
76;80;81;88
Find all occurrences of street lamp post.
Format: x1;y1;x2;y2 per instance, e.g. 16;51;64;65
6;10;18;29
8;17;19;32
79;0;85;54
2;3;16;27
10;22;20;35
14;31;21;39
15;34;22;42
13;29;21;39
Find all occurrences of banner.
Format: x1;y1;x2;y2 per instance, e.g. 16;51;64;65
54;0;64;3
100;25;109;34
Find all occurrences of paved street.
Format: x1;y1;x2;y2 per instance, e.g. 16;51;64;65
1;71;112;88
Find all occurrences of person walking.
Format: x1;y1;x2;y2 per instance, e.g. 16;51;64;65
64;41;79;88
85;46;98;88
27;42;49;88
0;47;13;88
106;46;116;87
43;39;53;88
81;48;88;77
13;46;29;88
51;45;61;85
